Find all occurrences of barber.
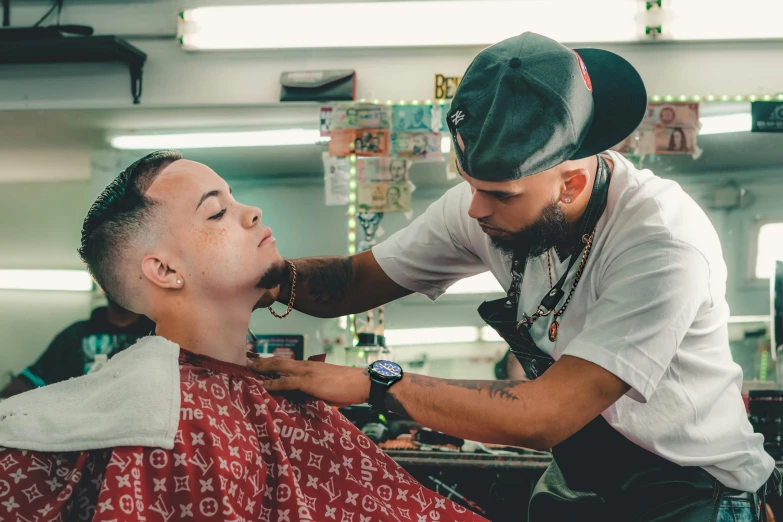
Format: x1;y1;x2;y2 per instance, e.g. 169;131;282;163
253;32;780;520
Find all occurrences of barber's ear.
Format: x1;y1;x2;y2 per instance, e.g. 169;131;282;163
141;255;183;289
561;166;590;203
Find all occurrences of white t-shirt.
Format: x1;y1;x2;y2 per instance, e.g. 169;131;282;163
373;151;774;492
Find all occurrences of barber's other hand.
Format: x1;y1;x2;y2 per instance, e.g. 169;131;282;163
248;357;370;407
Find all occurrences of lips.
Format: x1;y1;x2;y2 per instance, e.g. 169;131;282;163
479;224;505;238
258;229;274;247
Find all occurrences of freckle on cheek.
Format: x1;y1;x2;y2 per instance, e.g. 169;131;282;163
195;228;227;249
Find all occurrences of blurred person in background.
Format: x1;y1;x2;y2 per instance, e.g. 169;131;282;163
1;298;154;398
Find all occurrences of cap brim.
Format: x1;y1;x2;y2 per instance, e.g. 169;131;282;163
570;48;647;160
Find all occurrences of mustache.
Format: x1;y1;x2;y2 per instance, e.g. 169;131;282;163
478;221;503;232
256;259;287;290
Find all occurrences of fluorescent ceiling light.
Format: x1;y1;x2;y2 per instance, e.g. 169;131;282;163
666;0;783;41
445;272;504;295
385;326;504;346
385;327;479;346
699;113;752;135
179;1;639;51
111;129;327;150
0;270;93;292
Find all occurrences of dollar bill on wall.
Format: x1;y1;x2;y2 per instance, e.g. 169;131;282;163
392;105;434;131
331;104;392;130
356;157;409;184
358;182;412;213
391;132;443;161
654;126;698;155
644;102;699;128
320;106;333;136
329;129;391;157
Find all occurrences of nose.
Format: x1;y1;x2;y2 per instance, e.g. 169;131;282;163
244;205;262;228
467;190;492;221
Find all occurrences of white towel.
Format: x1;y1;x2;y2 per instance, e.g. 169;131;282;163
0;336;181;452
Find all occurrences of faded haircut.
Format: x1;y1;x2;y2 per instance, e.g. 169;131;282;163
78;150;183;309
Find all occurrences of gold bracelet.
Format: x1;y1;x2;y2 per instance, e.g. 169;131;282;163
268;260;297;319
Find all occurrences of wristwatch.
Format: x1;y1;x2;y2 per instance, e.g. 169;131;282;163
367;360;404;414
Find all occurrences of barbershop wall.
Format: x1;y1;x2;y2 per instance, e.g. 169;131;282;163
0;178;93;387
674;169;783;318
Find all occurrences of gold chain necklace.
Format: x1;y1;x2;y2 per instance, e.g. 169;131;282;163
268;260;297;319
545;227;596;342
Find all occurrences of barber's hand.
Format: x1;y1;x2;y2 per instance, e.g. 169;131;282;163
253;286;281;310
248;357;370;407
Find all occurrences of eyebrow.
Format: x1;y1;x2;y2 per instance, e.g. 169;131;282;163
455;161;517;198
195;186;233;212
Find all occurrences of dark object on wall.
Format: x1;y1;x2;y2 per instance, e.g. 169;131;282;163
748;390;783;460
280;70;356;102
252;334;305;360
773;260;783;357
752;101;783;133
0;29;146;104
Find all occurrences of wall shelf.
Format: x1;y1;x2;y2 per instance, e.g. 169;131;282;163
0;35;147;104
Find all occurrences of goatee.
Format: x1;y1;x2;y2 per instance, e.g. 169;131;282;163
489;201;569;262
256;259;288;290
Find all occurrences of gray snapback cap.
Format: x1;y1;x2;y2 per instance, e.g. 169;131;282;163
446;32;647;182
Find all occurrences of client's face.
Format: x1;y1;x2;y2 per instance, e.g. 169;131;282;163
146;160;284;300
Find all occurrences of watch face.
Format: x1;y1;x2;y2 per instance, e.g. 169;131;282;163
372;360;402;378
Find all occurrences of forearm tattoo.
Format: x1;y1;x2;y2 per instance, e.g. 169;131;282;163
383;375;524;420
408;373;522;401
443;380;525;402
295;257;353;305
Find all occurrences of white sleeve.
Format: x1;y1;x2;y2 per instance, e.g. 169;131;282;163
562;240;712;403
372;183;487;300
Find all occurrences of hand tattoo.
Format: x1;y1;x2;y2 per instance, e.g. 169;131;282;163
296;257;353;305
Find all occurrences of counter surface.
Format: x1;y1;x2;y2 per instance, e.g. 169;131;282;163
385;449;783;473
385;449;552;470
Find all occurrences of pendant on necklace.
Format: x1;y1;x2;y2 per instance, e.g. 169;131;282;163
549;320;559;342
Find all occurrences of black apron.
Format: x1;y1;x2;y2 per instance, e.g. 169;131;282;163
478;156;781;521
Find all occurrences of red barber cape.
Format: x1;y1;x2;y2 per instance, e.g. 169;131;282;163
0;350;487;522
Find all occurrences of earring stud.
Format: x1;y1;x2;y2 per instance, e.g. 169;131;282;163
564;197;571;204
177;279;182;285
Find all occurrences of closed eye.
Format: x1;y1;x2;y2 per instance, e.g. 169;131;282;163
209;209;226;220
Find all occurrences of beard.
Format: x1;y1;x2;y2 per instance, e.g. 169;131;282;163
256;258;287;290
488;200;569;262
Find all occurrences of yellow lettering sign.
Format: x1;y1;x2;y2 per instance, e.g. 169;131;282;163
435;74;462;100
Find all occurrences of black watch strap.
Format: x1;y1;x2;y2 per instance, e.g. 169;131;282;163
369;379;389;414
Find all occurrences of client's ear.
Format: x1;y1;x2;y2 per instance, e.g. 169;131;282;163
141;254;183;289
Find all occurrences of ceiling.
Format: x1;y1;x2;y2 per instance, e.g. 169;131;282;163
1;103;782;189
